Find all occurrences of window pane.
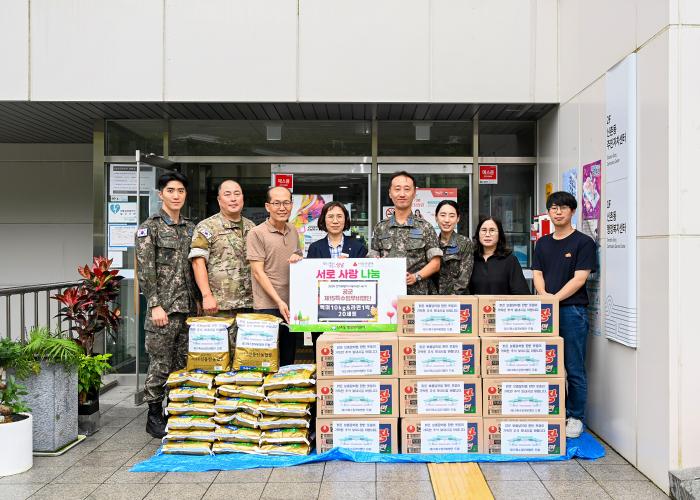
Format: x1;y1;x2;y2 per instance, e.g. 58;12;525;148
378;121;473;156
478;164;534;267
106;120;164;156
170;120;371;156
479;121;535;156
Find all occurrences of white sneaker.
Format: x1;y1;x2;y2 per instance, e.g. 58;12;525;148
566;417;583;438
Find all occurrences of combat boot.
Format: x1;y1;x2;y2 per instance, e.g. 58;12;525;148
146;402;166;438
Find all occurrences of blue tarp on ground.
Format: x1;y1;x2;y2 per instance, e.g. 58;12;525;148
130;431;604;473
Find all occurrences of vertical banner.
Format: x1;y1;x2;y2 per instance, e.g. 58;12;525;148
580;160;603;337
561;167;579;229
604;54;637;348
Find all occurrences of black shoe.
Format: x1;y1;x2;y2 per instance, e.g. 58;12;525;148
146;402;166;439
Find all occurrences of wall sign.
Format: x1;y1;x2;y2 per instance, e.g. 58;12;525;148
273;173;294;191
479;164;498;184
604;53;637;348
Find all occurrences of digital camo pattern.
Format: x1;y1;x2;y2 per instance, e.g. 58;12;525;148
189;213;256;310
370;214;443;295
143;313;188;403
135;210;198;315
438;232;474;295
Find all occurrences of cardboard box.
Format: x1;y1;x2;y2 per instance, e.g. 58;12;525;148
481;337;564;377
477;295;558;337
316;417;398;454
398;336;480;377
484;418;566;455
399;377;481;417
317;378;399;416
397;296;478;336
483;377;565;417
401;417;483;454
316;333;398;379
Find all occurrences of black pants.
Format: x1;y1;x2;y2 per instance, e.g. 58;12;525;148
256;308;296;367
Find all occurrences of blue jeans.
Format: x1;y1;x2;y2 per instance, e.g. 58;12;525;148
559;305;589;421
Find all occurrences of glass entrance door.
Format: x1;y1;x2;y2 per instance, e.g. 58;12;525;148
377;164;473;238
271;164;372;254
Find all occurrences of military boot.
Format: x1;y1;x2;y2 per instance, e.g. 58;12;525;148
146;402;166;438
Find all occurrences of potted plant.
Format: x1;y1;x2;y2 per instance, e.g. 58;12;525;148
0;339;34;475
22;327;83;451
54;256;123;434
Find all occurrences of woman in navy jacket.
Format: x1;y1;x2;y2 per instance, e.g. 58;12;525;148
307;201;368;259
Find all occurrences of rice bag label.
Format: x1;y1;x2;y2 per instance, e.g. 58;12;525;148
420;420;470;454
414;302;460;334
188;322;229;352
500;421;548;455
498;342;546;374
416;381;463;414
237;318;279;349
332;420;380;453
495;301;541;333
501;382;549;415
415;342;462;375
333;381;380;415
333;343;381;376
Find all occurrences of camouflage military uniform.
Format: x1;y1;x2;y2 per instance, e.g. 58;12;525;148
136;209;198;403
437;232;474;295
189;213;256;350
370;214;443;295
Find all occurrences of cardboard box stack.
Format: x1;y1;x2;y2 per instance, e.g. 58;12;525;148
315;333;399;453
160;314;317;456
477;295;566;456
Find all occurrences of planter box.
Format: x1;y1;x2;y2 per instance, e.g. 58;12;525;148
0;413;33;475
23;362;78;452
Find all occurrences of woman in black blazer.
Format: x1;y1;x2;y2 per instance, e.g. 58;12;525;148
307;201;368;259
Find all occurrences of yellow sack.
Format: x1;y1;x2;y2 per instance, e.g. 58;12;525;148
165;370;214;389
164;402;217;417
265;387;317;404
258;401;311;418
165;416;217;432
212;414;236;425
214;397;260;416
213;442;261;454
231;412;259;429
258;443;311;456
168;387;218;404
262;364;316;391
260;428;310;445
214;371;264;386
214;425;261;443
232;314;282;373
217;384;265;401
186;316;234;372
162;430;217;443
258;416;311;430
162;441;212;455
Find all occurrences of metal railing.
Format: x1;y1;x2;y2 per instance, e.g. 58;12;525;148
0;281;81;341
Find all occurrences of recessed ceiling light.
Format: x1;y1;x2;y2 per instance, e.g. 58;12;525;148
339;186;349;189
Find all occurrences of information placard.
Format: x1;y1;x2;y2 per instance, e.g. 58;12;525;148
289;258;406;332
414;302;460;334
333;421;380;453
420;421;470;454
333;382;381;415
498;342;546;375
333;343;381;376
501;421;548;455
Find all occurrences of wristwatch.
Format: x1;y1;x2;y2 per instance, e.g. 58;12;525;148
415;272;423;282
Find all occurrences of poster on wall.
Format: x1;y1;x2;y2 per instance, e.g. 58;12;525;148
288;258;407;332
109;164;155;196
604;53;638;348
561;167;578;229
107;202;138;224
383;188;457;234
289;194;333;255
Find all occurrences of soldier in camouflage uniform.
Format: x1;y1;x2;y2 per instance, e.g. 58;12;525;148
189;180;255;352
435;200;474;295
370;171;442;295
135;171;198;438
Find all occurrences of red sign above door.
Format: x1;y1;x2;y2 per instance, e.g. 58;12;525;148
479;164;498;184
273;173;294;191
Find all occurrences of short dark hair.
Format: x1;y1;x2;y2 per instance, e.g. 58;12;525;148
474;216;511;257
157;171;188;191
546;191;577;211
217;179;242;195
389;170;416;189
435;200;460;218
266;186;292;203
317;201;350;232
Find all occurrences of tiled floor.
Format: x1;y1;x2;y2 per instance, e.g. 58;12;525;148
0;386;669;500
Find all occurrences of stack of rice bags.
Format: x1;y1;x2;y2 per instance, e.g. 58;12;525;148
161;313;317;456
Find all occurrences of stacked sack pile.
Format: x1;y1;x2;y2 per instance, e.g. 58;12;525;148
159;313;317;456
315;294;566;457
